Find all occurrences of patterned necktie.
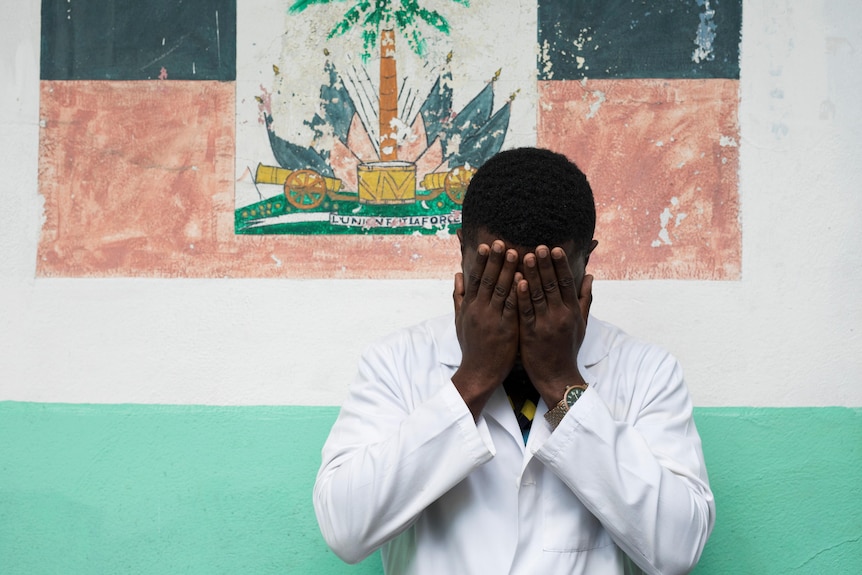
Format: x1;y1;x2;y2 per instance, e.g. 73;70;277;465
503;367;540;444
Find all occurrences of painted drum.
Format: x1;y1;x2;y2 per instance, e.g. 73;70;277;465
357;161;417;204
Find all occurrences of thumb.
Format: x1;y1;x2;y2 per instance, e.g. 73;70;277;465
579;274;594;323
453;272;465;314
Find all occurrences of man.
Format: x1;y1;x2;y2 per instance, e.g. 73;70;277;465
314;148;714;574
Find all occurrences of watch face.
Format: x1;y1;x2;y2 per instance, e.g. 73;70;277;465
565;386;586;408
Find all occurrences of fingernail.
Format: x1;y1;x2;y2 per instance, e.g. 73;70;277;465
537;246;549;258
478;244;489;255
506;250;516;262
525;255;535;267
552;247;564;259
492;241;503;253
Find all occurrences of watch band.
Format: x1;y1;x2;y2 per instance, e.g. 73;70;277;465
543;402;568;429
543;383;588;429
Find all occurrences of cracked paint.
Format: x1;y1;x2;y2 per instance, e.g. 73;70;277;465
586;90;606;119
692;0;717;64
651;197;687;247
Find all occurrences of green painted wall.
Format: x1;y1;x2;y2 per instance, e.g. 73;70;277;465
0;403;859;574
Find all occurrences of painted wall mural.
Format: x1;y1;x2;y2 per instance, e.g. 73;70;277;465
235;0;511;237
37;0;741;279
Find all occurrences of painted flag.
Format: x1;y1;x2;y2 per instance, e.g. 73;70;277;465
537;0;742;279
37;0;241;278
38;0;740;279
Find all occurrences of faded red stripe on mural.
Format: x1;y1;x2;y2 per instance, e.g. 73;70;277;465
37;81;459;278
538;79;741;280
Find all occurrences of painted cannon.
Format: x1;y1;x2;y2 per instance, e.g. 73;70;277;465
254;164;345;209
255;162;475;209
420;164;476;205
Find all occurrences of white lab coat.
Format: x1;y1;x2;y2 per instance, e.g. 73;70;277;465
314;314;714;575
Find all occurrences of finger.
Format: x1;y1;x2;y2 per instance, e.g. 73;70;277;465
513;270;524;295
535;245;562;307
453;272;465;314
522;252;549;316
491;248;518;311
578;274;594;324
464;243;490;300
477;240;507;304
551;246;578;308
503;268;519;318
516;277;535;327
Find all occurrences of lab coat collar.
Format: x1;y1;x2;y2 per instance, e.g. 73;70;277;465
483;386;527;451
438;313;612;369
481;387;555;464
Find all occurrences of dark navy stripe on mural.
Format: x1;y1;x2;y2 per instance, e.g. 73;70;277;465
538;0;741;80
40;0;236;81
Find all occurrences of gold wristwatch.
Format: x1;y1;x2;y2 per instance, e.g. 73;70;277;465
544;383;588;429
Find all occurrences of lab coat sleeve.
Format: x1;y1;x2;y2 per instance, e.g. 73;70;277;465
313;335;495;564
533;349;715;575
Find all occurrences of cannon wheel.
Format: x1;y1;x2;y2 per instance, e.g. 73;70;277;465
284;169;327;210
444;165;476;205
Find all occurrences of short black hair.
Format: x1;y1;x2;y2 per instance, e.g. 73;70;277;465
461;147;596;252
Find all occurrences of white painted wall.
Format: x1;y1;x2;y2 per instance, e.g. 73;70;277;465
1;0;860;407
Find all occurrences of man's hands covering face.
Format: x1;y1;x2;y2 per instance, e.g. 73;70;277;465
452;241;594;419
516;246;592;408
452;241;520;418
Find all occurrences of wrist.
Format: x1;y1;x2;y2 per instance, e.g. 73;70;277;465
544;380;589;430
451;367;502;420
536;369;586;409
453;361;506;390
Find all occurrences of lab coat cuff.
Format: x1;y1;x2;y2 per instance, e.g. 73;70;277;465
535;386;610;462
438;376;497;461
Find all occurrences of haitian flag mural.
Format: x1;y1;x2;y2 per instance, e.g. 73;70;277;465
37;0;741;279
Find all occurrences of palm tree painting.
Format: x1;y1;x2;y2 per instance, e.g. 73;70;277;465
236;0;516;235
291;0;468;162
